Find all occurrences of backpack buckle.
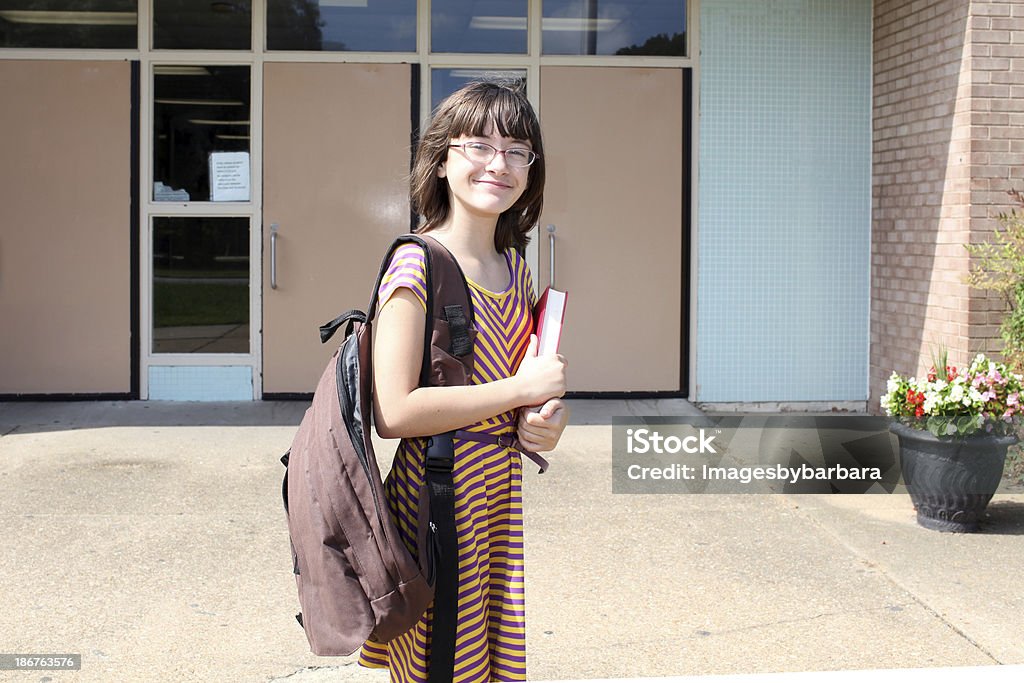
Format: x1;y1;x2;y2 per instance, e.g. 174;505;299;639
425;456;454;473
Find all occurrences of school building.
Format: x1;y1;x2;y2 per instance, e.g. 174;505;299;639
2;1;1022;410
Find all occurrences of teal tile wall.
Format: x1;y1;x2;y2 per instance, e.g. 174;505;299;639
148;366;253;401
697;0;871;402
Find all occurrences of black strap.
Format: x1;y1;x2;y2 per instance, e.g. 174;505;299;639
424;432;458;683
318;309;366;344
444;304;472;358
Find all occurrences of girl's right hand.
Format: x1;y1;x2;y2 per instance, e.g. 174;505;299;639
514;334;568;406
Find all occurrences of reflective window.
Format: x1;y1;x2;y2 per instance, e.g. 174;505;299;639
153;0;250;50
152;217;250;354
431;0;526;54
431;68;526;111
0;0;137;48
266;0;415;52
542;0;685;56
153;65;250;203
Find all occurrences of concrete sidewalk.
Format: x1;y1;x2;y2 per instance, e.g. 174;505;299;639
1;400;1023;682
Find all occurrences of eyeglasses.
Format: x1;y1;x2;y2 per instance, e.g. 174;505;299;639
448;141;539;168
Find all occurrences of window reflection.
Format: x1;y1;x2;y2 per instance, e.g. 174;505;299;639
152;217;250;354
432;0;527;54
153;0;251;50
542;0;686;56
153;65;250;203
0;0;137;48
266;0;415;52
432;68;526;111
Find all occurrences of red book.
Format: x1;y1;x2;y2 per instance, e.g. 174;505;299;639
534;286;568;356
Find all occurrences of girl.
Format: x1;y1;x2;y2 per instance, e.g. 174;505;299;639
357;81;569;682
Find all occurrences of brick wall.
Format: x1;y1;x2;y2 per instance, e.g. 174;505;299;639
966;0;1024;358
870;0;1024;409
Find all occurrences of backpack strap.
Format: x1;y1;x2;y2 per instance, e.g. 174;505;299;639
414;235;470;683
365;233;470;683
364;234;475;384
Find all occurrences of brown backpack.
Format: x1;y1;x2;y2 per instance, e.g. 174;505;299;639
280;234;474;657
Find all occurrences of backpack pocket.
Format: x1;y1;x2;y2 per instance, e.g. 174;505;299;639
429;320;477;386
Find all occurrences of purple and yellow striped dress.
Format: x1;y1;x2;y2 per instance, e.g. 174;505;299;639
358;242;536;682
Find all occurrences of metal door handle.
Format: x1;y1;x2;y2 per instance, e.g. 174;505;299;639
547;224;557;289
270;223;279;290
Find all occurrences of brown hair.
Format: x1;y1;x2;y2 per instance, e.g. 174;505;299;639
410;80;545;252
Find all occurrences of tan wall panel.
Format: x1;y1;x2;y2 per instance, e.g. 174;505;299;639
540;67;683;392
0;61;131;393
263;63;410;393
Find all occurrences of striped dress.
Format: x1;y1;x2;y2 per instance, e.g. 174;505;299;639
358;242;536;682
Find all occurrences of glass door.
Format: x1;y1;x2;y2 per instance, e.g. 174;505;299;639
142;63;259;400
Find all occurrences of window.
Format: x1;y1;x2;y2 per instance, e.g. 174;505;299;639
153;64;250;203
152;217;250;354
431;0;527;54
431;67;526;110
0;0;137;48
266;0;415;52
542;0;685;56
153;0;251;50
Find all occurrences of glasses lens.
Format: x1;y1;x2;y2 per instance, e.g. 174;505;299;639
463;142;495;163
505;149;535;167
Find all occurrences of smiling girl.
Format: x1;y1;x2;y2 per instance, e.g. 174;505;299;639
357;82;569;682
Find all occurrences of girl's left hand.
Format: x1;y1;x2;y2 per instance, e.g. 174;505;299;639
516;398;570;453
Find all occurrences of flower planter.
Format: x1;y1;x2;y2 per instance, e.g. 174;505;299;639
890;421;1015;532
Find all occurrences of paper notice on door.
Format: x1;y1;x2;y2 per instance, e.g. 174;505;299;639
209;151;250;202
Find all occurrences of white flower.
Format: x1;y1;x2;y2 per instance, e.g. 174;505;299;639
949;384;965;403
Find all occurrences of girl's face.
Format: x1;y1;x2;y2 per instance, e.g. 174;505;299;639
438;125;532;225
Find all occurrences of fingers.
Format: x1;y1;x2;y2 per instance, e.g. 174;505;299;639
516;426;553;452
517;412;560;452
526;400;564;424
517;399;569;453
517;432;547;452
539;399;557;419
526;334;538;357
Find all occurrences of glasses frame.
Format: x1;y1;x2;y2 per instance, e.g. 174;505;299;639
447;142;539;168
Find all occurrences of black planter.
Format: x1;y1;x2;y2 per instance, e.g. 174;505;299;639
890;421;1015;532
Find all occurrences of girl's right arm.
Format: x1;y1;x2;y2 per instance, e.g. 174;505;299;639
372;287;567;439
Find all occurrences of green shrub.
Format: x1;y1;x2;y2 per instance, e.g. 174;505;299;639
965;189;1024;373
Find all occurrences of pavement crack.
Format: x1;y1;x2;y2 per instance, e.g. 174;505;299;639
1;425;19;437
268;665;351;681
691;603;915;640
783;496;1004;665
